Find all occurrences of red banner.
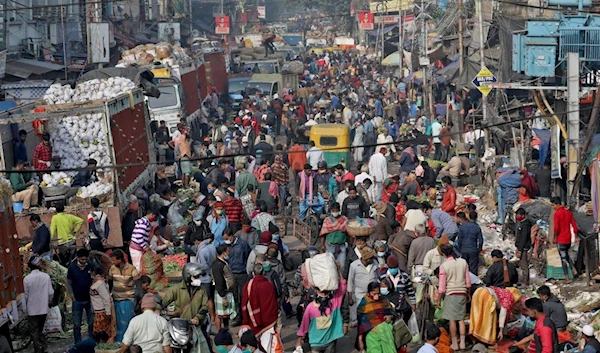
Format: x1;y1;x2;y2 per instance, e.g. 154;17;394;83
215;16;230;34
359;11;374;30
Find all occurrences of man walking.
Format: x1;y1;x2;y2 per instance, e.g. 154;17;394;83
67;248;94;343
24;256;54;353
223;228;251;326
455;212;483;275
552;197;579;282
515;207;533;285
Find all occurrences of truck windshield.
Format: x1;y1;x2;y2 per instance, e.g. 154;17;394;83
148;86;179;109
229;80;248;94
244;63;277;74
245;82;273;96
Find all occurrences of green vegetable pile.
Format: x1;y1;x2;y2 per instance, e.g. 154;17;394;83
424;158;447;169
164;261;182;274
96;342;122;350
407;195;432;203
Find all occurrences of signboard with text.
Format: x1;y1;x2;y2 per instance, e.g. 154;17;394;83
369;0;414;13
257;6;266;19
215;16;230;34
359;11;374;30
472;66;497;96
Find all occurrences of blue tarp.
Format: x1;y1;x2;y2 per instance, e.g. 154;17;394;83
533;128;551;168
282;35;303;46
0;100;17;113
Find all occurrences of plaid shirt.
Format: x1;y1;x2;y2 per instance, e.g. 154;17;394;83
33;143;52;170
224;198;245;223
270;161;289;186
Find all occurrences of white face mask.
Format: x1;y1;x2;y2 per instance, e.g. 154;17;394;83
191;279;202;287
377;252;386;258
331;211;341;217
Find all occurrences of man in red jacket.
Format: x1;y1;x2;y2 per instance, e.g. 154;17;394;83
526;297;559;353
441;176;457;216
552;197;579;282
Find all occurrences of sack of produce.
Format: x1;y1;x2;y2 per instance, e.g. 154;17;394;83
346;217;377;237
240;47;255;55
286;61;304;74
304;252;339;291
140;250;168;290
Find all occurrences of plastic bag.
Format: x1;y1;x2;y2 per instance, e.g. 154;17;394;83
43;306;63;334
305;253;339;291
407;312;420;343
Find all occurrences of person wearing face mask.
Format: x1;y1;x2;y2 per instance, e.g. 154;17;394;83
242;264;279;338
356;281;395;353
212;244;237;331
214;328;244;353
348;247;379;326
295;276;349;353
66;248;94;344
380;255;416;323
129;209;159;271
162;262;211;352
320;203;349;273
239;329;259;353
211;202;229;247
235;219;258;248
223;228;251;326
315;160;332;200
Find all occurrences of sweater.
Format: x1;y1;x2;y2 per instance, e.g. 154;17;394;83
90;280;112;314
407;236;436;270
342;196;369;220
9;169;31;192
542;295;568;329
31;223;51;255
439;258;471;295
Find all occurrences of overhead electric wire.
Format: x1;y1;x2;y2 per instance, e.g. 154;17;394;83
3;103;593;175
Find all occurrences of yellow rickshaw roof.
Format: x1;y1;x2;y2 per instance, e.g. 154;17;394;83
309;123;350;135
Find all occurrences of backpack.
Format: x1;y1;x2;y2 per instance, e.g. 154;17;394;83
91;211;106;237
269;270;283;298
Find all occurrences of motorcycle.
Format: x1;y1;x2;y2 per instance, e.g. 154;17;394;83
163;308;211;353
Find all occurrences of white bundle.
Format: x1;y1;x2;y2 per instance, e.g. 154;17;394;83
40;172;72;187
77;181;113;198
47;112;111;174
43;77;136;105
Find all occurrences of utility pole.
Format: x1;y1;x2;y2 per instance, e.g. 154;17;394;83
458;0;464;75
61;6;67;81
566;52;580;205
415;0;432;119
398;8;403;70
477;0;489;148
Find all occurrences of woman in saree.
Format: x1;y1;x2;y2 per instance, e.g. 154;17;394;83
357;282;397;353
469;286;521;344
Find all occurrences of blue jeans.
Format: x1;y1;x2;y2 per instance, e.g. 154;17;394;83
462;251;479;275
375;181;383;201
72;301;94;343
326;243;347;275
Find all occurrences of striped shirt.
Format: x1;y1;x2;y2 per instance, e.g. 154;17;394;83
109;263;139;300
131;216;151;249
382;269;417;305
224;198;245;223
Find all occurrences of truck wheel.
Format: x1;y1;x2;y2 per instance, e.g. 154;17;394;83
0;335;12;353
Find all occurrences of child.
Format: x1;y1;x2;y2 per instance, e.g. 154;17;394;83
134;275;153;314
90;267;113;340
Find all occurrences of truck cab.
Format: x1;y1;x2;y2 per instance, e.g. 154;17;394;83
228;76;251;111
147;66;186;133
243;60;281;74
245;73;298;100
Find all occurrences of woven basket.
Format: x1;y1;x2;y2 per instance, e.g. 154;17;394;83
41;184;70;197
346;219;377;237
74;191;113;205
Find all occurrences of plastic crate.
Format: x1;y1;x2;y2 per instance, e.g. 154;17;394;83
546;265;573;280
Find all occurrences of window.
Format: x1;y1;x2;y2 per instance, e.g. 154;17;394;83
320;137;337;146
147;86;179;109
272;83;278;97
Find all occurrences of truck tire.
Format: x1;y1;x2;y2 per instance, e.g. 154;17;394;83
0;335;12;353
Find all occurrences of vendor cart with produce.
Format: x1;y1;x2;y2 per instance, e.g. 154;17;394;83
0;80;156;249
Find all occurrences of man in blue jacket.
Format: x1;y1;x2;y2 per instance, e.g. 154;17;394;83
455;211;483;275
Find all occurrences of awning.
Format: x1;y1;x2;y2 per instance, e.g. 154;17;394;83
0;100;17;112
5;59;65;79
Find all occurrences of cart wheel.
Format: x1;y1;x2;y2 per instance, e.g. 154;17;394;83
307;214;320;245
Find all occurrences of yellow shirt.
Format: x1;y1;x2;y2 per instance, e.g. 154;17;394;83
50;212;84;245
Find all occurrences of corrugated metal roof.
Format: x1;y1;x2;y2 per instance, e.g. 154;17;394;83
1;80;53;89
5;59;64;79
